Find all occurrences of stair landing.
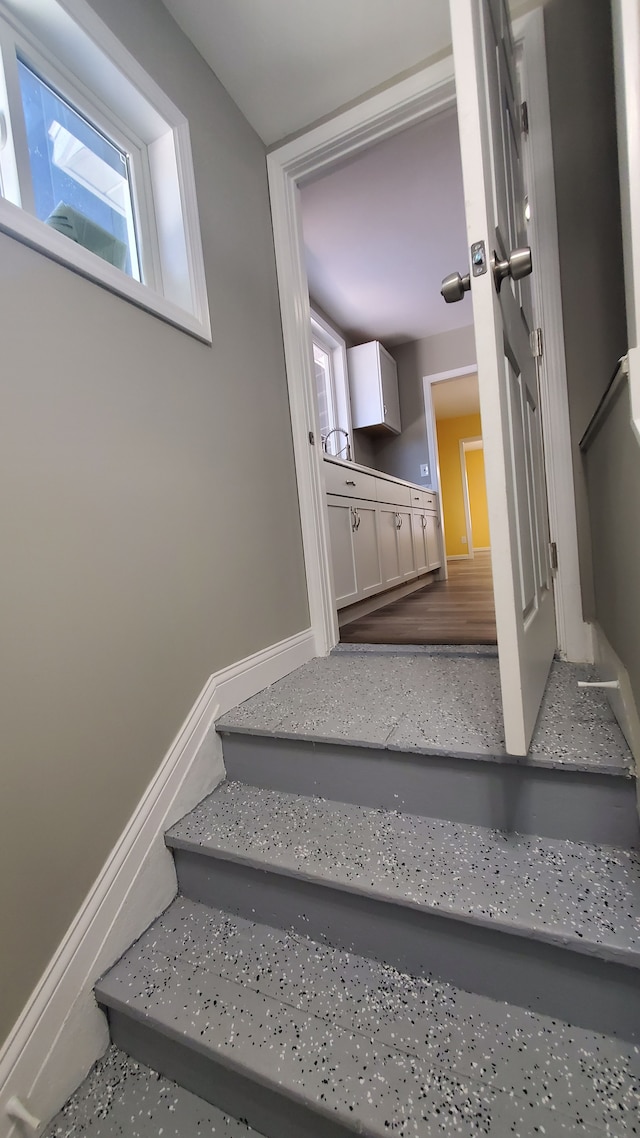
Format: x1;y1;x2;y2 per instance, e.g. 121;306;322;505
217;650;633;775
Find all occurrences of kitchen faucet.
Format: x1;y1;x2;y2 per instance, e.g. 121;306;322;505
322;427;352;462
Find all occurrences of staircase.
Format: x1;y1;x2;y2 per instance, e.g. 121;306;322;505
48;650;640;1136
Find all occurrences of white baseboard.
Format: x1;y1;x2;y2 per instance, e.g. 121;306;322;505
0;627;315;1138
446;554;471;561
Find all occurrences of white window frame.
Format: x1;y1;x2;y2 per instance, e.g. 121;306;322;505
310;308;352;458
0;0;211;341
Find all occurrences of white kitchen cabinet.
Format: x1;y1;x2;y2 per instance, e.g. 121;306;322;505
327;495;382;609
377;504;402;588
425;512;442;571
396;509;416;579
352;501;382;597
326;497;358;607
412;511;429;574
324;457;439;611
347;341;401;434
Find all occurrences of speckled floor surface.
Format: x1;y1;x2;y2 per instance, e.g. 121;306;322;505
95;899;639;1136
42;1045;259;1136
217;654;633;774
166;783;640;964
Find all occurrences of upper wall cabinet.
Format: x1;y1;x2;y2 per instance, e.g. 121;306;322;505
347;341;401;434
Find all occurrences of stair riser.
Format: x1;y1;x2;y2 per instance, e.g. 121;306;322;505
108;1009;366;1138
220;732;639;847
174;847;640;1044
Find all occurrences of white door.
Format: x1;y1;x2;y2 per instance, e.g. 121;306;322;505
450;0;556;754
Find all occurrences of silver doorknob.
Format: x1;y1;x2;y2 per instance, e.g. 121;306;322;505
492;246;532;292
441;271;470;303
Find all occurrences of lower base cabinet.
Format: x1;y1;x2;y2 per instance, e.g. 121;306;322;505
397;509;416;580
378;505;402;589
325;464;441;611
327;495;382;608
425;512;442;571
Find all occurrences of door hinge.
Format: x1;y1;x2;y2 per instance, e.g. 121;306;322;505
520;100;529;136
531;327;544;358
549;541;558;571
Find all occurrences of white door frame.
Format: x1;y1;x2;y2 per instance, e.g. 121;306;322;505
422;363;478;575
267;7;590;661
460;437;487;555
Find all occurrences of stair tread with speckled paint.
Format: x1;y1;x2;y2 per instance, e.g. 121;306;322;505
216;655;633;775
42;1045;258;1137
96;897;639;1137
166;782;640;967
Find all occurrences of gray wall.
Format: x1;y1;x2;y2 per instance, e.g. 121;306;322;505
584;382;640;706
544;0;627;617
0;0;308;1045
375;326;476;483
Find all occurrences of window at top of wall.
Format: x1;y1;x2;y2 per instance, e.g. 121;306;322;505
310;309;353;461
0;0;211;341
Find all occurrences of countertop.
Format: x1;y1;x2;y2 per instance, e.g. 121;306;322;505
323;453;436;496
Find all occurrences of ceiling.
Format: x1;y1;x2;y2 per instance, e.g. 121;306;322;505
161;0;452;146
432;373;480;420
299;109;471;347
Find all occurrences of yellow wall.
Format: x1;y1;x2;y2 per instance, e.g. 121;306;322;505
436;413;490;557
465;446;491;549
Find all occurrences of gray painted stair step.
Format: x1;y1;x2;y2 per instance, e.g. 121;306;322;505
96;899;631;1137
42;1045;259;1136
95;898;640;1137
166;783;640;1039
219;729;639;847
166;782;640;968
216;655;634;776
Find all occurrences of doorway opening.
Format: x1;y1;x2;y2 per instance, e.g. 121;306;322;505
297;103;482;646
267;7;587;751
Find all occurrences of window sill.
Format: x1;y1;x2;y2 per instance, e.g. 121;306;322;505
0;175;212;343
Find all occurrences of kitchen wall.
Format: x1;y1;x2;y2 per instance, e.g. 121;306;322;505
436;413;489;558
0;0;309;1047
375;325;476;484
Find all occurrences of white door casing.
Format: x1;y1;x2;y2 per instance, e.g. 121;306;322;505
451;0;557;753
267;11;587;668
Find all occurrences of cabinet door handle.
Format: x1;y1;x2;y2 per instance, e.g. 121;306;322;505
351;507;357;532
395;513;403;529
422;514;426;530
356;510;361;530
346;479;356;486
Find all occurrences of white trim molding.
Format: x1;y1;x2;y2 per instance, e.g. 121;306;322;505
267;58;457;655
0;627;315;1138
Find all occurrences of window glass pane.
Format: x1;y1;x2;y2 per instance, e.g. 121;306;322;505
17;58;140;278
313;341;334;439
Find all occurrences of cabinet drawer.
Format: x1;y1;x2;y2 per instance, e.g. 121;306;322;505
324;462;377;501
423;491;437;511
375;477;412;507
408;488;425;509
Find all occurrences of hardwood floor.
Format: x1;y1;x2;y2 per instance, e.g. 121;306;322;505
340;552;497;645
